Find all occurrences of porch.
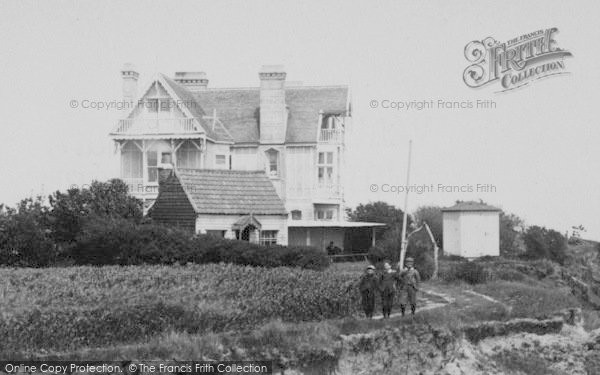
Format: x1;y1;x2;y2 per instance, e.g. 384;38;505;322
115;138;205;200
288;221;386;254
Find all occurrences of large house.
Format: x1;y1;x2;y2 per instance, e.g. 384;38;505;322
109;64;384;249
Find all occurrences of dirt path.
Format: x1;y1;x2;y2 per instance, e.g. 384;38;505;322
371;289;453;320
365;283;508;320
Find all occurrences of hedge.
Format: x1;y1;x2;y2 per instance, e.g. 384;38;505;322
70;219;330;270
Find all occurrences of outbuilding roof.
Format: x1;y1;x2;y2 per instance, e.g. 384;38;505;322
175;169;288;215
441;201;501;212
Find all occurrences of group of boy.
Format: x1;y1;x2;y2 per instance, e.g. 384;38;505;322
358;257;421;319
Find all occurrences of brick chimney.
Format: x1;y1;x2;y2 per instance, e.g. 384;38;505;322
259;65;287;143
174;72;209;92
121;63;139;104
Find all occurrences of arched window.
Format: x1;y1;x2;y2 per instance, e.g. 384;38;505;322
265;148;279;177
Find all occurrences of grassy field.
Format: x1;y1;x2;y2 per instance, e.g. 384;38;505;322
0;263;362;355
0;256;590;361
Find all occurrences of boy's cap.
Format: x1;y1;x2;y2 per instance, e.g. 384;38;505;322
405;257;414;263
366;265;375;270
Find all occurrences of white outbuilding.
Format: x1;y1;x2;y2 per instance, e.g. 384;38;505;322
442;201;501;258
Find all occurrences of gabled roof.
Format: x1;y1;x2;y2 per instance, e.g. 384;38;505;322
232;214;262;229
193;86;349;144
116;72;348;144
441;201;501;212
175;169;287;215
159;74;234;143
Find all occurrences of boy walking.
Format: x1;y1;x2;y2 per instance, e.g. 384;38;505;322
399;257;421;316
358;265;378;319
379;261;401;318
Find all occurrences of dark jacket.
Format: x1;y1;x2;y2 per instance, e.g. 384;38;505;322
400;267;421;289
359;273;379;294
379;270;401;292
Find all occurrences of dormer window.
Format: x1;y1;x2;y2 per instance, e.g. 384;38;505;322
321;114;337;130
265;148;279;177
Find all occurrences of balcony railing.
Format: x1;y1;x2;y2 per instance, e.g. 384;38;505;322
113;118;198;134
319;129;344;143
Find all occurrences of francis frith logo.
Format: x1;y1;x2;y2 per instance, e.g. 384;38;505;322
463;28;572;92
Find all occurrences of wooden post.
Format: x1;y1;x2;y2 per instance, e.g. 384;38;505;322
424;222;439;279
372;227;376;248
399;140;413;269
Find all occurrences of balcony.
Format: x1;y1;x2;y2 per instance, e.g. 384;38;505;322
318;129;344;143
112;118;199;136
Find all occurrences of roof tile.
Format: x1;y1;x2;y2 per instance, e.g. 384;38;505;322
176;169;287;215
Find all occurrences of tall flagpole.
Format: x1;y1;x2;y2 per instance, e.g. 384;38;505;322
399;140;412;269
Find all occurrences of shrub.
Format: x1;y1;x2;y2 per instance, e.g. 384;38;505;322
492;268;527;282
71;218;194;265
0;197;57;267
440;261;489;284
522;226;567;264
366;246;394;266
405;243;435;280
48;179;143;244
456;261;489;284
71;221;330;270
441;254;467;262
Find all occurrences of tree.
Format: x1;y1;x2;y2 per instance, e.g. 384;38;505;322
413;205;443;248
0;196;56;266
522;225;567;264
48;179;143;244
345;201;411;252
499;212;524;257
346;201;409;227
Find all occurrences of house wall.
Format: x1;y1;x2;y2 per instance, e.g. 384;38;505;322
288;227;345;250
285;146;315;198
204;142;231;169
443;211;500;257
442;211;461;256
195;214;288;245
257;145;286;199
231;146;259;170
459;211;500;257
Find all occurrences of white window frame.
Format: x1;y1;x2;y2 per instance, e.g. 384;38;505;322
259;230;278;246
147;150;159;183
317;151;335;185
315;209;334;221
215;154;227;166
265;148;279;178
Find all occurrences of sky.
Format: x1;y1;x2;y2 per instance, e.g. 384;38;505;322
0;0;599;240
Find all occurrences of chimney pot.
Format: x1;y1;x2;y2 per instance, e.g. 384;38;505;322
174;72;209;91
259;65;287;143
121;63;139;105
